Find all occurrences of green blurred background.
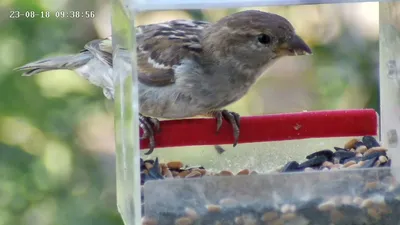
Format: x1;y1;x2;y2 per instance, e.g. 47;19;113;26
1;0;379;224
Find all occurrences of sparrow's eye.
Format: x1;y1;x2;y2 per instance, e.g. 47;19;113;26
257;34;271;44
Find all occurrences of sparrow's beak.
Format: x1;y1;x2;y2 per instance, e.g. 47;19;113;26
276;35;312;56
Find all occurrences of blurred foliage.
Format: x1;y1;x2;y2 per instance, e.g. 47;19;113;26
1;0;123;225
0;0;379;224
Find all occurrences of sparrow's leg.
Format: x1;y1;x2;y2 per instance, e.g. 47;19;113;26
139;114;160;155
206;109;241;147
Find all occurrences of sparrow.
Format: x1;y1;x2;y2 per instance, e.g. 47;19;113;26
15;10;312;155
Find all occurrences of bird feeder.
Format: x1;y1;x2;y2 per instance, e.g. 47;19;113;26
111;1;400;225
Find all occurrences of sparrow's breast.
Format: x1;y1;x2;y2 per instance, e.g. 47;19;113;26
137;60;260;118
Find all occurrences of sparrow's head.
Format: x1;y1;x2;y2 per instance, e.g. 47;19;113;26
202;10;311;70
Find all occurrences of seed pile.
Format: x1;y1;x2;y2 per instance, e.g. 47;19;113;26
140;136;390;184
141;136;400;225
141;158;257;185
280;136;391;172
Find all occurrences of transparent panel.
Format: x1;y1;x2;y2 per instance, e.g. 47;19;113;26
129;0;387;11
112;1;142;225
112;0;400;225
144;168;399;225
380;2;400;180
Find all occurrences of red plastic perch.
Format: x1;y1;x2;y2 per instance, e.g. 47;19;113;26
140;109;378;150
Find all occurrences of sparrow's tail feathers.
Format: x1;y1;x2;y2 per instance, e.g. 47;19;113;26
15;52;92;76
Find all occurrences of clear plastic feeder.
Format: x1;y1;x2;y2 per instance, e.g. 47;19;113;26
111;0;400;225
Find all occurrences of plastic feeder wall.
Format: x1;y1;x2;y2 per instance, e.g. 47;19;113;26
111;1;400;225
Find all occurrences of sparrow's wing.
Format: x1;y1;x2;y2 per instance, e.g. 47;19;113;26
136;20;209;86
80;20;209;87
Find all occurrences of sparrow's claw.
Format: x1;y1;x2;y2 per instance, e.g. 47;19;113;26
214;109;241;147
139;114;160;155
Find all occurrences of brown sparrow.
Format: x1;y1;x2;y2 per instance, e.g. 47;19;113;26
16;10;312;155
